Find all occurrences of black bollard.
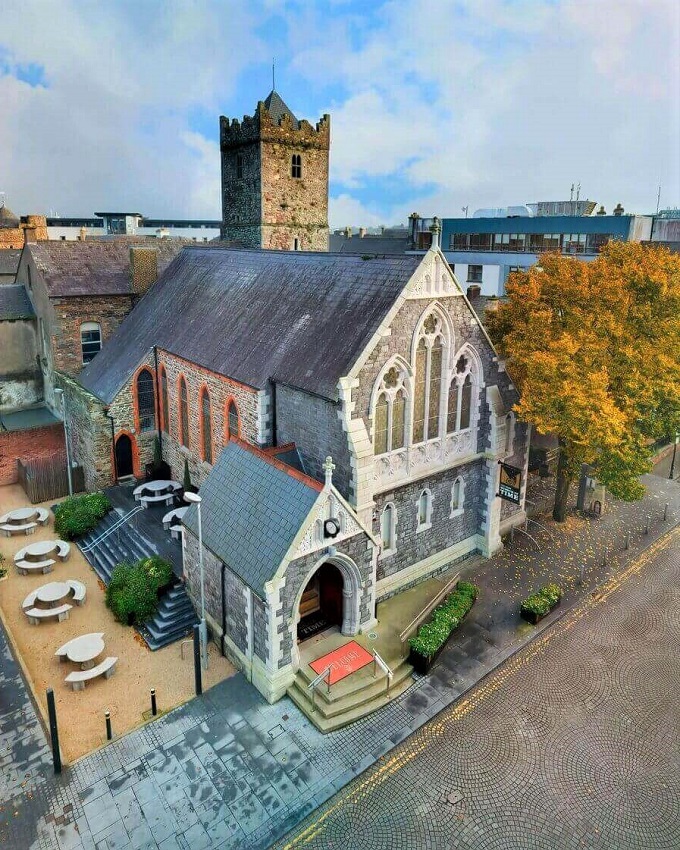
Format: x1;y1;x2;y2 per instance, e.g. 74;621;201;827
664;503;669;521
151;689;157;717
105;711;112;741
46;689;61;774
624;532;629;551
193;624;202;696
645;516;650;535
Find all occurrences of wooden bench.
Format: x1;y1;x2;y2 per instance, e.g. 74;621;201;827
66;580;86;605
65;657;117;691
1;523;37;537
21;590;39;611
141;494;175;508
15;559;55;575
25;604;72;625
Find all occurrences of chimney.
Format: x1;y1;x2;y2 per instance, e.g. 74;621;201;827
23;226;37;245
596;205;606;216
409;212;420;248
613;203;624;216
344;226;352;239
130;247;158;297
78;226;87;241
359;227;366;238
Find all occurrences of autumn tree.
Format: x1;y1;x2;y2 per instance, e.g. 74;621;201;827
486;242;680;522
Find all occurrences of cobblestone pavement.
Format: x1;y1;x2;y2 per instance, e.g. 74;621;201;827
0;474;678;850
275;527;680;850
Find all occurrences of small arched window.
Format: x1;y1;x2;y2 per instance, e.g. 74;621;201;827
179;376;189;447
227;400;239;439
201;389;212;464
160;368;169;433
236;153;243;179
291;154;302;179
80;322;102;364
373;365;408;456
417;489;432;531
136;369;155;432
451;477;465;517
380;503;396;554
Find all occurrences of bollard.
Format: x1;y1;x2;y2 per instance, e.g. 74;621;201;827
579;563;585;586
46;688;62;775
151;689;157;717
645;516;650;535
193;624;202;696
624;532;629;551
664;503;669;521
105;711;112;741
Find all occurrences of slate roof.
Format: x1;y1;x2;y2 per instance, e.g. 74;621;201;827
0;249;22;278
27;239;193;297
79;247;422;404
263;90;298;125
0;285;35;320
183;440;322;599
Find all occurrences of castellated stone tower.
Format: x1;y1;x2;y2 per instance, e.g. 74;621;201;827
220;91;330;251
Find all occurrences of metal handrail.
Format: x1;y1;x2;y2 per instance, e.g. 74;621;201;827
512;525;541;551
81;506;144;552
399;571;461;654
372;650;394;694
526;517;555;541
307;665;331;713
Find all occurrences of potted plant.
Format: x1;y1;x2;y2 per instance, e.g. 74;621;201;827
408;581;479;674
520;583;562;625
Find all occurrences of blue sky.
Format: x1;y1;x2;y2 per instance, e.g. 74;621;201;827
1;0;678;227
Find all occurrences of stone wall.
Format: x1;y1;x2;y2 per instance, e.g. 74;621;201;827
58;375;113;492
274;383;350;496
219;131;261;247
0;318;41;411
252;596;268;664
276;531;375;669
183;527;248;659
157;350;261;488
0;422;65;486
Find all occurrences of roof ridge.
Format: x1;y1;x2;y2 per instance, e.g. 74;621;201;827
230;437;323;492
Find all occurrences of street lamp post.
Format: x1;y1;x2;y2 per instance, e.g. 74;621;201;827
670;434;679;481
53;389;73;496
184;491;208;670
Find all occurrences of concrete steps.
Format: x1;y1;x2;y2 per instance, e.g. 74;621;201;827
287;654;415;732
78;509;198;651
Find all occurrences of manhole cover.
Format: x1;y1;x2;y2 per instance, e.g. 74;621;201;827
447;790;464;805
367;632;378;640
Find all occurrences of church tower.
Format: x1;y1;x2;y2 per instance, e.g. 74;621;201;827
220;91;330;251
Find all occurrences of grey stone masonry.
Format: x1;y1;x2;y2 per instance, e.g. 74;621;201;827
183;527;248;657
373;459;485;581
252;596;268;664
275;383;352;499
276;531;375;669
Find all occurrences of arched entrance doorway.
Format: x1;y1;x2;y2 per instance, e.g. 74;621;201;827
297;562;344;641
115;434;134;478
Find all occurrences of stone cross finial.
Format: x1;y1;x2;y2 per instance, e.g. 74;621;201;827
429;216;441;251
323;455;335;489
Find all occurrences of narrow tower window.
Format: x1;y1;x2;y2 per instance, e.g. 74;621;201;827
236;153;243;179
291;154;302;179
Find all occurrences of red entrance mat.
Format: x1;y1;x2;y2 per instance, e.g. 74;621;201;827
309;640;374;686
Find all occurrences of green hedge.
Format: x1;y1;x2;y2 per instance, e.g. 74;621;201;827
54;492;111;540
520;583;562;617
105;556;174;625
409;581;479;658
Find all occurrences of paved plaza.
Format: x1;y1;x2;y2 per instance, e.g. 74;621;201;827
276;527;680;850
0;473;677;850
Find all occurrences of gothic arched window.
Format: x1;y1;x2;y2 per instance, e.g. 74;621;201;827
136;369;155;433
179;376;189;447
413;313;446;444
201;388;212;464
450;476;465;517
447;352;477;434
380;503;396;554
373;364;408;456
160;368;169;433
291;154;302;179
417;489;433;531
227;399;239;439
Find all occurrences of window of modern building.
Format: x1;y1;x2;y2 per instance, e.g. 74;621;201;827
227;399;239;439
160;368;169;433
417;231;433;250
291;154;302;179
373;365;408;456
201;389;212;464
469;233;492;250
179;376;189;447
236;153;243;179
467;264;483;283
493;233;510;251
563;233;586;254
452;233;469;250
136;369;155;432
293;238;299;251
80;322;102;364
586;233;611;253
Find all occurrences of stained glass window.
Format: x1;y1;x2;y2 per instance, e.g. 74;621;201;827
374;394;389;455
391;389;406;450
179;377;189;447
428;338;442;438
136;370;155;433
413;338;427;443
447;381;459;433
460;375;472;429
227;400;239;438
161;369;169;433
201;390;212;463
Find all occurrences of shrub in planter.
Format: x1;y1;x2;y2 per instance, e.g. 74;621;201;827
105;556;173;625
408;581;479;673
139;555;173;593
54;492;111;540
520;583;563;624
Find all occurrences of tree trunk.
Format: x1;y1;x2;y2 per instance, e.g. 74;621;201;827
553;441;572;522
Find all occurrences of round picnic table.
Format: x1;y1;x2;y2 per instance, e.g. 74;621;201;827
24;540;59;559
138;480;179;495
35;581;71;608
1;507;38;525
60;633;105;670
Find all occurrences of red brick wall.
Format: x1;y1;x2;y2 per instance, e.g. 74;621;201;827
0;423;65;485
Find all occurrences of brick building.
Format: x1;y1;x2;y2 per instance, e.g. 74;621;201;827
0;203;48;249
220;90;330;251
67;232;529;701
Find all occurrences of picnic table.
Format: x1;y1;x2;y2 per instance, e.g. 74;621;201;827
56;633;105;670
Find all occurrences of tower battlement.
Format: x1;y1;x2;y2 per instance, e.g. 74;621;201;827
220;103;330;150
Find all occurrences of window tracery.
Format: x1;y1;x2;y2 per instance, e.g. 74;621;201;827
373;364;408;456
412;312;446;444
447;353;476;434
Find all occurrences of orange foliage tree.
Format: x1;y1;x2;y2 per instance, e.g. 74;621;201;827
486;242;680;521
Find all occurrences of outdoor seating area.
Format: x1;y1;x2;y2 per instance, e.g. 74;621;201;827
14;538;71;574
22;578;86;624
55;632;118;690
133;480;181;509
162;505;187;540
0;506;50;537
